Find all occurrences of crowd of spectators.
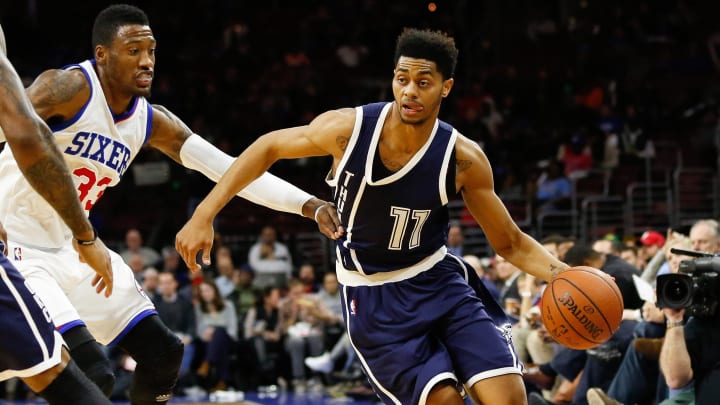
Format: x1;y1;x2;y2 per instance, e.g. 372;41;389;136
2;0;718;248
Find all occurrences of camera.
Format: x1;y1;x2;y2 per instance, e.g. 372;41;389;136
656;249;720;318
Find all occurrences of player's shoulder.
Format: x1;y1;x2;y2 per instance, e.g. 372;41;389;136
30;68;90;105
454;132;484;157
310;107;356;133
454;132;491;173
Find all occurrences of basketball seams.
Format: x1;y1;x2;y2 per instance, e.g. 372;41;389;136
570;267;624;309
557;278;613;335
549;280;600;346
543;267;624;349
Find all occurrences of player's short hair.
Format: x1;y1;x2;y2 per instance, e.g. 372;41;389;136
92;4;149;47
394;28;458;79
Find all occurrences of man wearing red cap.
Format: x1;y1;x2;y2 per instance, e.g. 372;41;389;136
639;230;665;267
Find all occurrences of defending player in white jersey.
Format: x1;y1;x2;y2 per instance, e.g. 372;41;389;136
0;23;112;405
0;5;341;405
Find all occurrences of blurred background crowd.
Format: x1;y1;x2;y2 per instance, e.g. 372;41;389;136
1;0;719;403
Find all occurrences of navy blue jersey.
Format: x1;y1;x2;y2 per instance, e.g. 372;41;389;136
329;102;457;274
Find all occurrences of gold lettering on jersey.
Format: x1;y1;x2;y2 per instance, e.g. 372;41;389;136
336;171;355;216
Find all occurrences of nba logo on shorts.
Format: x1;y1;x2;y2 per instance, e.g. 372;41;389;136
350;298;357;315
13;247;22;261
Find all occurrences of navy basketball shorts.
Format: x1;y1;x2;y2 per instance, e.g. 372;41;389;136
0;248;63;380
338;254;522;405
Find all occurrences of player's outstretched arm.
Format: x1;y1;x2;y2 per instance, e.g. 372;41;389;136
149;104;344;237
455;135;568;282
0;29;112;296
175;108;353;271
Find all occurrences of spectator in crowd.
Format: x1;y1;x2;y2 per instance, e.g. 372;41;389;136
249;225;293;289
120;228;161;268
315;272;343;327
511;272;549;365
540;234;576;261
304;272;350;376
446;223;465;257
128;253;148;283
565;244;644;314
297;262;320;293
153;272;196;394
194;281;238;392
160;246;192;300
620;103;654;163
592;237;623;256
618;245;642;269
641;229;688;284
638;230;666;269
597;105;622;171
462;254;501;302
495;254;523;321
529;159;572;215
141;267;159;299
689;219;720;253
243;286;283;386
213;246;236;298
279;278;334;393
228;265;257;323
557;133;593;180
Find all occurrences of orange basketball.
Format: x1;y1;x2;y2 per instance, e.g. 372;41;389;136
541;266;624;350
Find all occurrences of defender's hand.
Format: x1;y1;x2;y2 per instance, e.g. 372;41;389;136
175;217;215;273
73;238;113;297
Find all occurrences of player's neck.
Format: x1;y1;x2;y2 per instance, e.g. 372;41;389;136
386;110;437;150
97;71;135;116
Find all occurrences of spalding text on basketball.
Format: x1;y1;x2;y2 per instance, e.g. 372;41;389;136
557;292;604;340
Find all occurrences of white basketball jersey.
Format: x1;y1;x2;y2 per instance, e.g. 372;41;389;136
0;60;152;248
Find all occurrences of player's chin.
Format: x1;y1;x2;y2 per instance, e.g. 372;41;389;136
133;84;152;97
134;87;152;97
399;115;427;126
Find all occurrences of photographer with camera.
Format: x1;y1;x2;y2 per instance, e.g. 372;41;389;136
658;220;720;405
587;220;720;405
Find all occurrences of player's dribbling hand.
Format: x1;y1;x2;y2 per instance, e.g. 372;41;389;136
175;217;214;273
73;237;113;297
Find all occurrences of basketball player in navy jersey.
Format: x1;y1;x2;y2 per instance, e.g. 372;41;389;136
0;24;112;405
177;28;570;404
0;5;341;405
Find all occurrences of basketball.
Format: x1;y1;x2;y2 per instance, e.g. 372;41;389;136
541;266;624;350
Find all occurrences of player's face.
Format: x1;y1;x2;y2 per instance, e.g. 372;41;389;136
392;56;453;125
99;24;156;97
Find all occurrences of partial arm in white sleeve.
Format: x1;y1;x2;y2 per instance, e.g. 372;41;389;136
179;134;313;216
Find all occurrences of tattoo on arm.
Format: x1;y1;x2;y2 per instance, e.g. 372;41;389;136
549;264;561;276
336;136;349;151
39;73;82;104
22;145;93;236
456;159;472;173
150;104;192;163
